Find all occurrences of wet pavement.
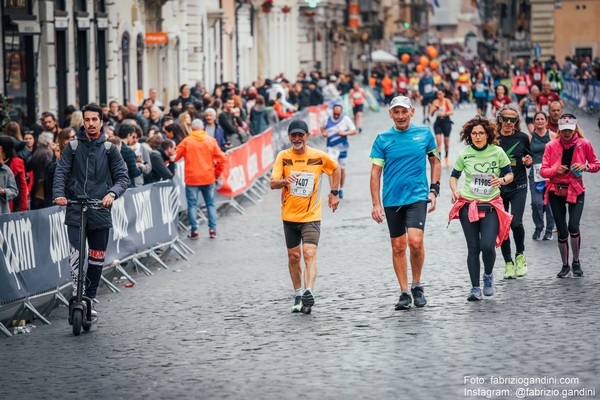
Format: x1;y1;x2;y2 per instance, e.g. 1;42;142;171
2;101;600;399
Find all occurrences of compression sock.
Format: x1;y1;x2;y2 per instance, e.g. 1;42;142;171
570;233;581;262
558;238;569;266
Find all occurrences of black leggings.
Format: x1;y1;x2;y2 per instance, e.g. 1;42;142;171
500;188;527;262
548;192;585;240
459;205;499;288
68;226;110;299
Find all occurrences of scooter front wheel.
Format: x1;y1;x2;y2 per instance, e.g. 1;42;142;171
83;316;91;332
72;309;83;336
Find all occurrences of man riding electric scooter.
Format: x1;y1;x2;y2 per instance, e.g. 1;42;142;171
53;103;129;335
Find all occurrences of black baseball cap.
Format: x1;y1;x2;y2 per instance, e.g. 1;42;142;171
288;120;309;135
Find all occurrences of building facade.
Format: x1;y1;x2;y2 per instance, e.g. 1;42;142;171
1;0;415;129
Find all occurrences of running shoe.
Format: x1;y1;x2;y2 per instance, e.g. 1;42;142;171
411;286;427;308
557;265;571;278
467;287;482;301
209;229;217;239
395;292;412;310
572;261;584;277
504;261;516;279
188;230;199;240
543;231;553;241
291;296;303;313
532;228;542;241
483;274;495;296
338;189;344;199
515;253;527;277
301;289;315;306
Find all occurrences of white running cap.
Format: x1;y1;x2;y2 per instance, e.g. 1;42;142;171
389;96;413;110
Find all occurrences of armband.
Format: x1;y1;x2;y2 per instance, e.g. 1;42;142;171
430;181;440;197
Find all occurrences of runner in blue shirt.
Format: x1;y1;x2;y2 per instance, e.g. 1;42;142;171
321;104;357;199
370;96;441;310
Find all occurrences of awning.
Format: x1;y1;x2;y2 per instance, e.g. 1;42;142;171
370;49;399;63
441;37;464;45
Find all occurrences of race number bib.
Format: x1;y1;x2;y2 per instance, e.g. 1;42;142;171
438;106;446;115
541;104;549;114
527;105;537;118
460;85;468;93
290;171;315;198
476;83;485;92
534;73;541;81
399;82;407;89
550;81;558;90
470;173;494;196
518;80;526;87
353;92;362;99
532;164;544;183
451;72;459;80
424;84;433;94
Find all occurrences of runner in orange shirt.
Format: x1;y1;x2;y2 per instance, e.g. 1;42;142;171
270;120;341;314
381;74;395;105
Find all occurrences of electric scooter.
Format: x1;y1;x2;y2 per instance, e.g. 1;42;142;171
67;196;103;336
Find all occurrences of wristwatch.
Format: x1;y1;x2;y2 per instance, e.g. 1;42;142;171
330;190;339;196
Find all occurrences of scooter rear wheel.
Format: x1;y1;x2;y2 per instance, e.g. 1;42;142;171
72;309;83;336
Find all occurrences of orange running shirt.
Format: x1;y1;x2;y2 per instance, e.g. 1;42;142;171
381;77;394;95
272;146;338;223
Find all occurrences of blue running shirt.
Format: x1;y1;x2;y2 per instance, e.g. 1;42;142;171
370;123;437;207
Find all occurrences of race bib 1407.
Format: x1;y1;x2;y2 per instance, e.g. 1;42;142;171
290;171;315;198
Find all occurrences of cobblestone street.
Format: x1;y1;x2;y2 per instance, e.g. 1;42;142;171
2;104;600;399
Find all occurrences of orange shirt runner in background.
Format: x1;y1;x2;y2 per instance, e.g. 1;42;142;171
271;147;338;223
381;77;394;96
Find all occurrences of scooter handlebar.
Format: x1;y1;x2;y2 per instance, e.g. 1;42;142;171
65;198;104;208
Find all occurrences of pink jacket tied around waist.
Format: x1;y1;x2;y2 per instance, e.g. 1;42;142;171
448;195;513;248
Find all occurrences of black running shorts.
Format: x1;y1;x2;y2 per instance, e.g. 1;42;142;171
421;96;434;107
283;221;321;248
353;104;364;114
384;201;428;238
433;117;452;137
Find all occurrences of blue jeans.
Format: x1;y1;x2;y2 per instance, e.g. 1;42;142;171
186;184;217;231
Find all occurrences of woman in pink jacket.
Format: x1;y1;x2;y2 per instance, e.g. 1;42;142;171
540;114;600;278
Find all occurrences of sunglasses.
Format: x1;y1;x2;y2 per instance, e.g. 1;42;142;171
500;116;519;123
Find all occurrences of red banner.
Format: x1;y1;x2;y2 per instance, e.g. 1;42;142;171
307;105;328;135
218;129;274;197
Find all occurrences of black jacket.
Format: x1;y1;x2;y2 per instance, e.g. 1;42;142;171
249;107;269;135
53;126;129;228
145;148;174;184
121;145;142;187
309;88;324;106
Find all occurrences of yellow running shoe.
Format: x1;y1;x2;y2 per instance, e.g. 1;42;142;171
504;261;516;279
516;253;527;277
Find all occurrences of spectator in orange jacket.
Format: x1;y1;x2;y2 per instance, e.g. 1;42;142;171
175;119;227;239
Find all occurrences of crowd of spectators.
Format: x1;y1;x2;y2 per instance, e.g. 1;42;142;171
0;71;341;214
